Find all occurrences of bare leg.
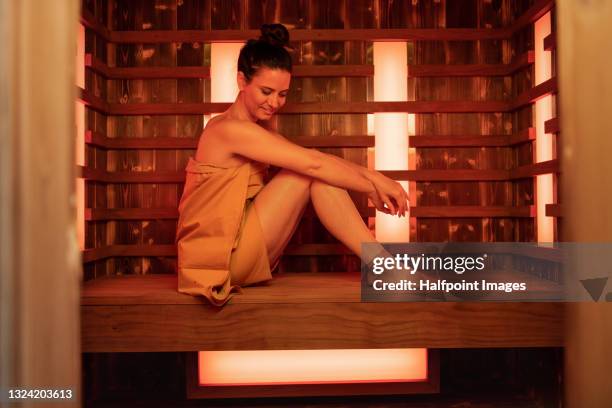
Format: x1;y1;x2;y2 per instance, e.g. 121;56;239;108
254;169;387;267
310;180;385;264
253;169;312;265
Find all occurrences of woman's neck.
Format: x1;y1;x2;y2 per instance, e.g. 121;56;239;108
225;92;257;122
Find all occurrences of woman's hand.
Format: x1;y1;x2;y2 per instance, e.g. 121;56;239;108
367;171;409;217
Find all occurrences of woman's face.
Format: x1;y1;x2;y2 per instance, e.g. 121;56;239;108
238;67;291;121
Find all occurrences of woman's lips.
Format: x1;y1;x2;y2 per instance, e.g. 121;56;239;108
261;107;274;115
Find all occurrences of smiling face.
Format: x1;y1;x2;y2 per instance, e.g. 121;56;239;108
237;67;291;121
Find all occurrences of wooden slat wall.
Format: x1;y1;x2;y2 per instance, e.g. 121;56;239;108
106;0;198;277
80;0;558;277
82;0;110;281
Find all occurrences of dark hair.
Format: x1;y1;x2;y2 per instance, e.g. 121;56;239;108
237;23;293;82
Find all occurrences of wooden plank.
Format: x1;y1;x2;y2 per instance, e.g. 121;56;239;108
77;167;184;183
88;53;535;79
85;131;198;149
84;54;110;77
80;273;563;352
82;168;512;183
82;244;351;259
3;0;81;393
87;0;552;47
82;167;541;183
511;77;557;109
109;28;511;44
81;243;564;264
86;53;210;79
545;117;560;134
80;8;111;41
409;129;535;148
544;33;556;51
82;246;114;263
108;102;228;115
545;204;562;217
88;131;535;150
291;135;374;148
559;0;612;405
85;208;179;220
83;83;558;116
77;165;106;181
510;160;559;179
80;78;556;119
409;51;534;77
87;53;373;78
511;0;554;34
507;127;536;145
107;100;511;115
383;169;509;181
411;206;534;218
409;130;534;148
85;132;373;149
293;65;373;77
409;134;508;147
77;87;109;113
104;64;372;79
84;205;533;222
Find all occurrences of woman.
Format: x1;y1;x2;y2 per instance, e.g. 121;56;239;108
176;23;408;306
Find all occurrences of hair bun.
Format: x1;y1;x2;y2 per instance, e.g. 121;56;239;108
259;23;292;50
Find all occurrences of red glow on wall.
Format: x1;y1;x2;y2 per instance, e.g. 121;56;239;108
373;42;410;242
75;23;85;250
198;349;428;386
535;12;554;242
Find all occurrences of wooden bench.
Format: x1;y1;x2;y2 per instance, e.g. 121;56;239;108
81;272;563;353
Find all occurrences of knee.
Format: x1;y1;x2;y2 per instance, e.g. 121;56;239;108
310;178;345;195
276;168;313;191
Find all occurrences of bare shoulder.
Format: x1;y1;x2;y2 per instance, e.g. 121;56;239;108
210;117;261;136
195;116;254;165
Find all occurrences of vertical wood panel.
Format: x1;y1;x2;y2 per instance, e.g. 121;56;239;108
559;0;612;405
0;0;80;403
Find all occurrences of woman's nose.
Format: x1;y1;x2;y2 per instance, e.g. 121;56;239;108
268;95;279;109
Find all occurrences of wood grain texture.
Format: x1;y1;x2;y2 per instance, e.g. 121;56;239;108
81;235;565;263
106;100;511;115
558;1;612;404
510;160;559;179
83;206;534;221
409;128;534;147
3;0;81;401
87;52;537;79
81;273;563;352
511;77;557;110
409;51;534;77
85;131;374;149
80;7;110;40
109;28;512;43
512;0;554;33
79;167;521;183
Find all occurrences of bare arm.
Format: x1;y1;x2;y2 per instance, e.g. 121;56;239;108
325;154;409;216
217;120;375;193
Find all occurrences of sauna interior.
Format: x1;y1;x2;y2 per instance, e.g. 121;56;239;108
76;0;567;406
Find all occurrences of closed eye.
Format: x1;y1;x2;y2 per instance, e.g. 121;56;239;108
261;87;289;97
